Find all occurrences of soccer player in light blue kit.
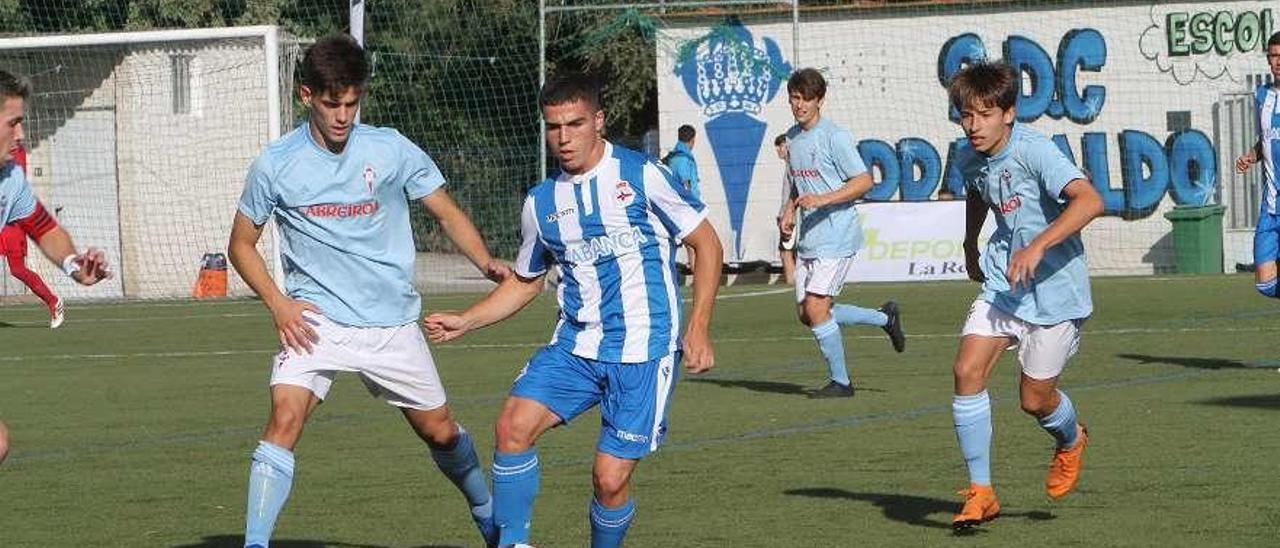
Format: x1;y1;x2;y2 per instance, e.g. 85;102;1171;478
0;69;113;465
228;35;507;547
425;73;724;548
947;61;1103;530
1235;32;1280;299
777;68;905;399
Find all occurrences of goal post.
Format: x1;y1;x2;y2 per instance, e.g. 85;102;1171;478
0;25;297;301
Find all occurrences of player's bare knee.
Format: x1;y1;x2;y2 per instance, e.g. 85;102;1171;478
264;406;306;444
592;468;631;501
1019;392;1054;417
0;420;8;465
494;413;536;452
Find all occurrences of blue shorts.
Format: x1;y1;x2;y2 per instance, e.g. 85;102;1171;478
1256;210;1280;265
511;344;680;460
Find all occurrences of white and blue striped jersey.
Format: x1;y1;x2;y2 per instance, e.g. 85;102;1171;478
515;142;708;363
1254;84;1280;215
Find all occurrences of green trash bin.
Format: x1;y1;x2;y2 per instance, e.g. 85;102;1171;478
1162;204;1226;274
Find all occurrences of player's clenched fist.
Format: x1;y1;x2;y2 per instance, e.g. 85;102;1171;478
423;312;470;343
1237;150;1259;174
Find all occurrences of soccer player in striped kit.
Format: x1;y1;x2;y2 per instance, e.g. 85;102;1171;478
425;73;724;548
1235;32;1280;299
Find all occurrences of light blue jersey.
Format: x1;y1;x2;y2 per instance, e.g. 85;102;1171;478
959;124;1092;325
515;142;707;363
238;124;446;327
664;141;700;201
785;116;868;259
0;162;36;224
1254;85;1280;215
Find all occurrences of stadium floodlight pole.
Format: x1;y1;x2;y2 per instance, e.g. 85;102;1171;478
350;0;365;127
539;0;547;182
792;0;799;64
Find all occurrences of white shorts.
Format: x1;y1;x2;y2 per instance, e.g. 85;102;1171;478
270;312;448;410
961;299;1082;380
794;256;855;303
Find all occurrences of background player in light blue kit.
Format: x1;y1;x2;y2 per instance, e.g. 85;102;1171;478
425;73;723;548
947;61;1103;530
228;35;508;547
777;68;905;399
1235;32;1280;300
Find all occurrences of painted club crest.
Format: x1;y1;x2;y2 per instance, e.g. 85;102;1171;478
615;180;635;206
362;164;377;195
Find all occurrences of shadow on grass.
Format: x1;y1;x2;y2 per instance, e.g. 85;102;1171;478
1117;353;1257;370
686;377;808;395
688;377;888;397
172;536;463;548
784;487;1054;531
1198;393;1280;410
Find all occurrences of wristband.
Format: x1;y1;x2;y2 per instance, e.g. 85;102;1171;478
61;254;78;277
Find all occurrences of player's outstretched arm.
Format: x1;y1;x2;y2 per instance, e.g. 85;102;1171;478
963;189;988;284
420;189;510;283
682;220;723;374
32;225;111;286
423;272;545;343
228;212;319;354
1007;179;1103;289
795;172;873;209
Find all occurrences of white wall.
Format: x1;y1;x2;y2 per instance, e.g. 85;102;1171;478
658;1;1271;276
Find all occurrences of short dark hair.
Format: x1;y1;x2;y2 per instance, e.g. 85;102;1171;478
774;134;787;147
300;34;369;94
1268;31;1280;49
539;72;601;111
677;125;696;142
0;70;31;101
787;68;827;100
948;60;1018;112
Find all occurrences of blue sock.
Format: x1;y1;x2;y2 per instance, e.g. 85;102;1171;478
953;391;992;486
1257;278;1278;298
493;448;540;545
832;303;888;327
245;441;294;547
1038;390;1079;449
589;497;635;548
812;319;850;386
430;425;496;546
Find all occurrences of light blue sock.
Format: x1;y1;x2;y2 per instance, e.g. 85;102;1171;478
589;497;635;548
245;441;294;547
953;391;992;486
812;319;850;386
1257;278;1278;298
1038;390;1079;449
832;303;888;327
493;448;540;545
430;425;496;546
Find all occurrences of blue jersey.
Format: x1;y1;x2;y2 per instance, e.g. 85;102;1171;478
785;117;869;259
0;162;36;224
515;142;707;363
1254;85;1280;215
238;124;446;327
959;124;1092;325
665;141;701;201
